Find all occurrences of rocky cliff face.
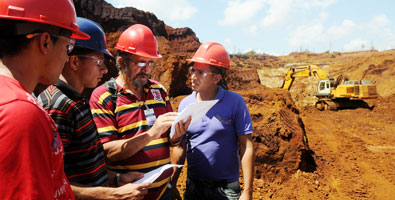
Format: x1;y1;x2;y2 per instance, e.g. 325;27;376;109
165;25;201;53
73;0;200;53
74;0;167;36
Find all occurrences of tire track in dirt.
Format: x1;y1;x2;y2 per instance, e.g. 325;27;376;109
301;107;395;200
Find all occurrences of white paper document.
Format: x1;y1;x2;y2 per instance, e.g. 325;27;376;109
133;164;183;184
170;100;218;138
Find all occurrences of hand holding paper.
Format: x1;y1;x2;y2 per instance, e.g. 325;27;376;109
170;100;218;138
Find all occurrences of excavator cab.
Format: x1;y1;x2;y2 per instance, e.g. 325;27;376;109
317;80;331;95
315;78;335;96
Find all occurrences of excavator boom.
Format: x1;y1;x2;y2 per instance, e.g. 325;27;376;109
282;65;329;90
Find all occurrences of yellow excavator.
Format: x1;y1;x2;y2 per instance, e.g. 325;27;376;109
281;64;378;110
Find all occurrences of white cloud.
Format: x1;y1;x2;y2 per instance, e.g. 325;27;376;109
288;23;325;48
369;14;391;28
328;19;356;40
319;11;328;21
105;0;197;23
260;0;294;28
218;0;266;27
343;38;369;52
248;25;258;35
294;0;337;10
360;14;395;51
364;14;391;36
260;0;336;28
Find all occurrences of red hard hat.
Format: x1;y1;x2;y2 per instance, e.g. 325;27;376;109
115;24;161;59
0;0;89;39
187;42;230;70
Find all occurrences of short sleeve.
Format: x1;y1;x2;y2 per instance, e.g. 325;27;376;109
234;96;253;136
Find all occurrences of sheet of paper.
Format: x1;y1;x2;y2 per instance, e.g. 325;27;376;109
170;100;218;138
133;164;183;184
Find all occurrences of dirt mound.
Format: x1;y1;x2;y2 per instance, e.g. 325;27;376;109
238;86;314;182
165;25;201;53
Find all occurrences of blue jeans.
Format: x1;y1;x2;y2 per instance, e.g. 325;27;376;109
184;177;241;200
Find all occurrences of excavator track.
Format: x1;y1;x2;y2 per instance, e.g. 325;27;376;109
316;98;372;111
315;99;338;111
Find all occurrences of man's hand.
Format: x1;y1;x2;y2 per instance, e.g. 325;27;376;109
113;182;151;200
170;116;191;144
147;112;179;140
118;171;144;186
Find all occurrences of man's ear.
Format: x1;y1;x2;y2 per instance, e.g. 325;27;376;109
39;32;52;54
118;57;127;67
213;74;222;85
68;55;79;71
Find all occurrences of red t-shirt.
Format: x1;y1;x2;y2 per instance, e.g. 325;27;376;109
0;75;74;200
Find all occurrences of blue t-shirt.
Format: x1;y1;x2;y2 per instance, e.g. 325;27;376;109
178;86;253;182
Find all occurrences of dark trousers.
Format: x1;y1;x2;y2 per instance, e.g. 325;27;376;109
159;187;171;200
184;176;241;200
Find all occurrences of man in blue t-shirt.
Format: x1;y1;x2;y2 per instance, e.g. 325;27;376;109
172;42;255;200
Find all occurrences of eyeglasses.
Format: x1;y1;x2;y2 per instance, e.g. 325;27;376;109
189;67;216;78
52;35;76;54
26;33;76;54
128;60;156;68
76;55;104;66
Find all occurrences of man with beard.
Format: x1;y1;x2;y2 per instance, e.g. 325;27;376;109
89;24;190;200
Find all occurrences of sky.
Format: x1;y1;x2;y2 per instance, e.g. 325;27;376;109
106;0;395;56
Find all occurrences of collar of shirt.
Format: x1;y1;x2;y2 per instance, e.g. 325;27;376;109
192;86;225;102
54;80;86;102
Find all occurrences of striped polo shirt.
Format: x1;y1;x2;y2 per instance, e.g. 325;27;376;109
38;80;108;187
89;78;173;200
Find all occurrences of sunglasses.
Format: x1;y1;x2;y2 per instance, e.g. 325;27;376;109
189;67;216;78
76;55;104;66
26;33;76;54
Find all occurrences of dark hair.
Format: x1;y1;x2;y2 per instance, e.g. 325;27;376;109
209;65;228;90
116;51;137;70
68;46;97;56
0;21;32;58
0;20;71;58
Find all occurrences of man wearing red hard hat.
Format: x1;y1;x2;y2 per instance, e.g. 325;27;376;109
0;0;89;199
173;42;255;200
89;24;191;200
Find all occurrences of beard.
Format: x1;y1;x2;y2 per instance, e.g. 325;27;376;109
130;73;150;88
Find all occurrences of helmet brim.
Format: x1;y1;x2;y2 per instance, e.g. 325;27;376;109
0;16;90;40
